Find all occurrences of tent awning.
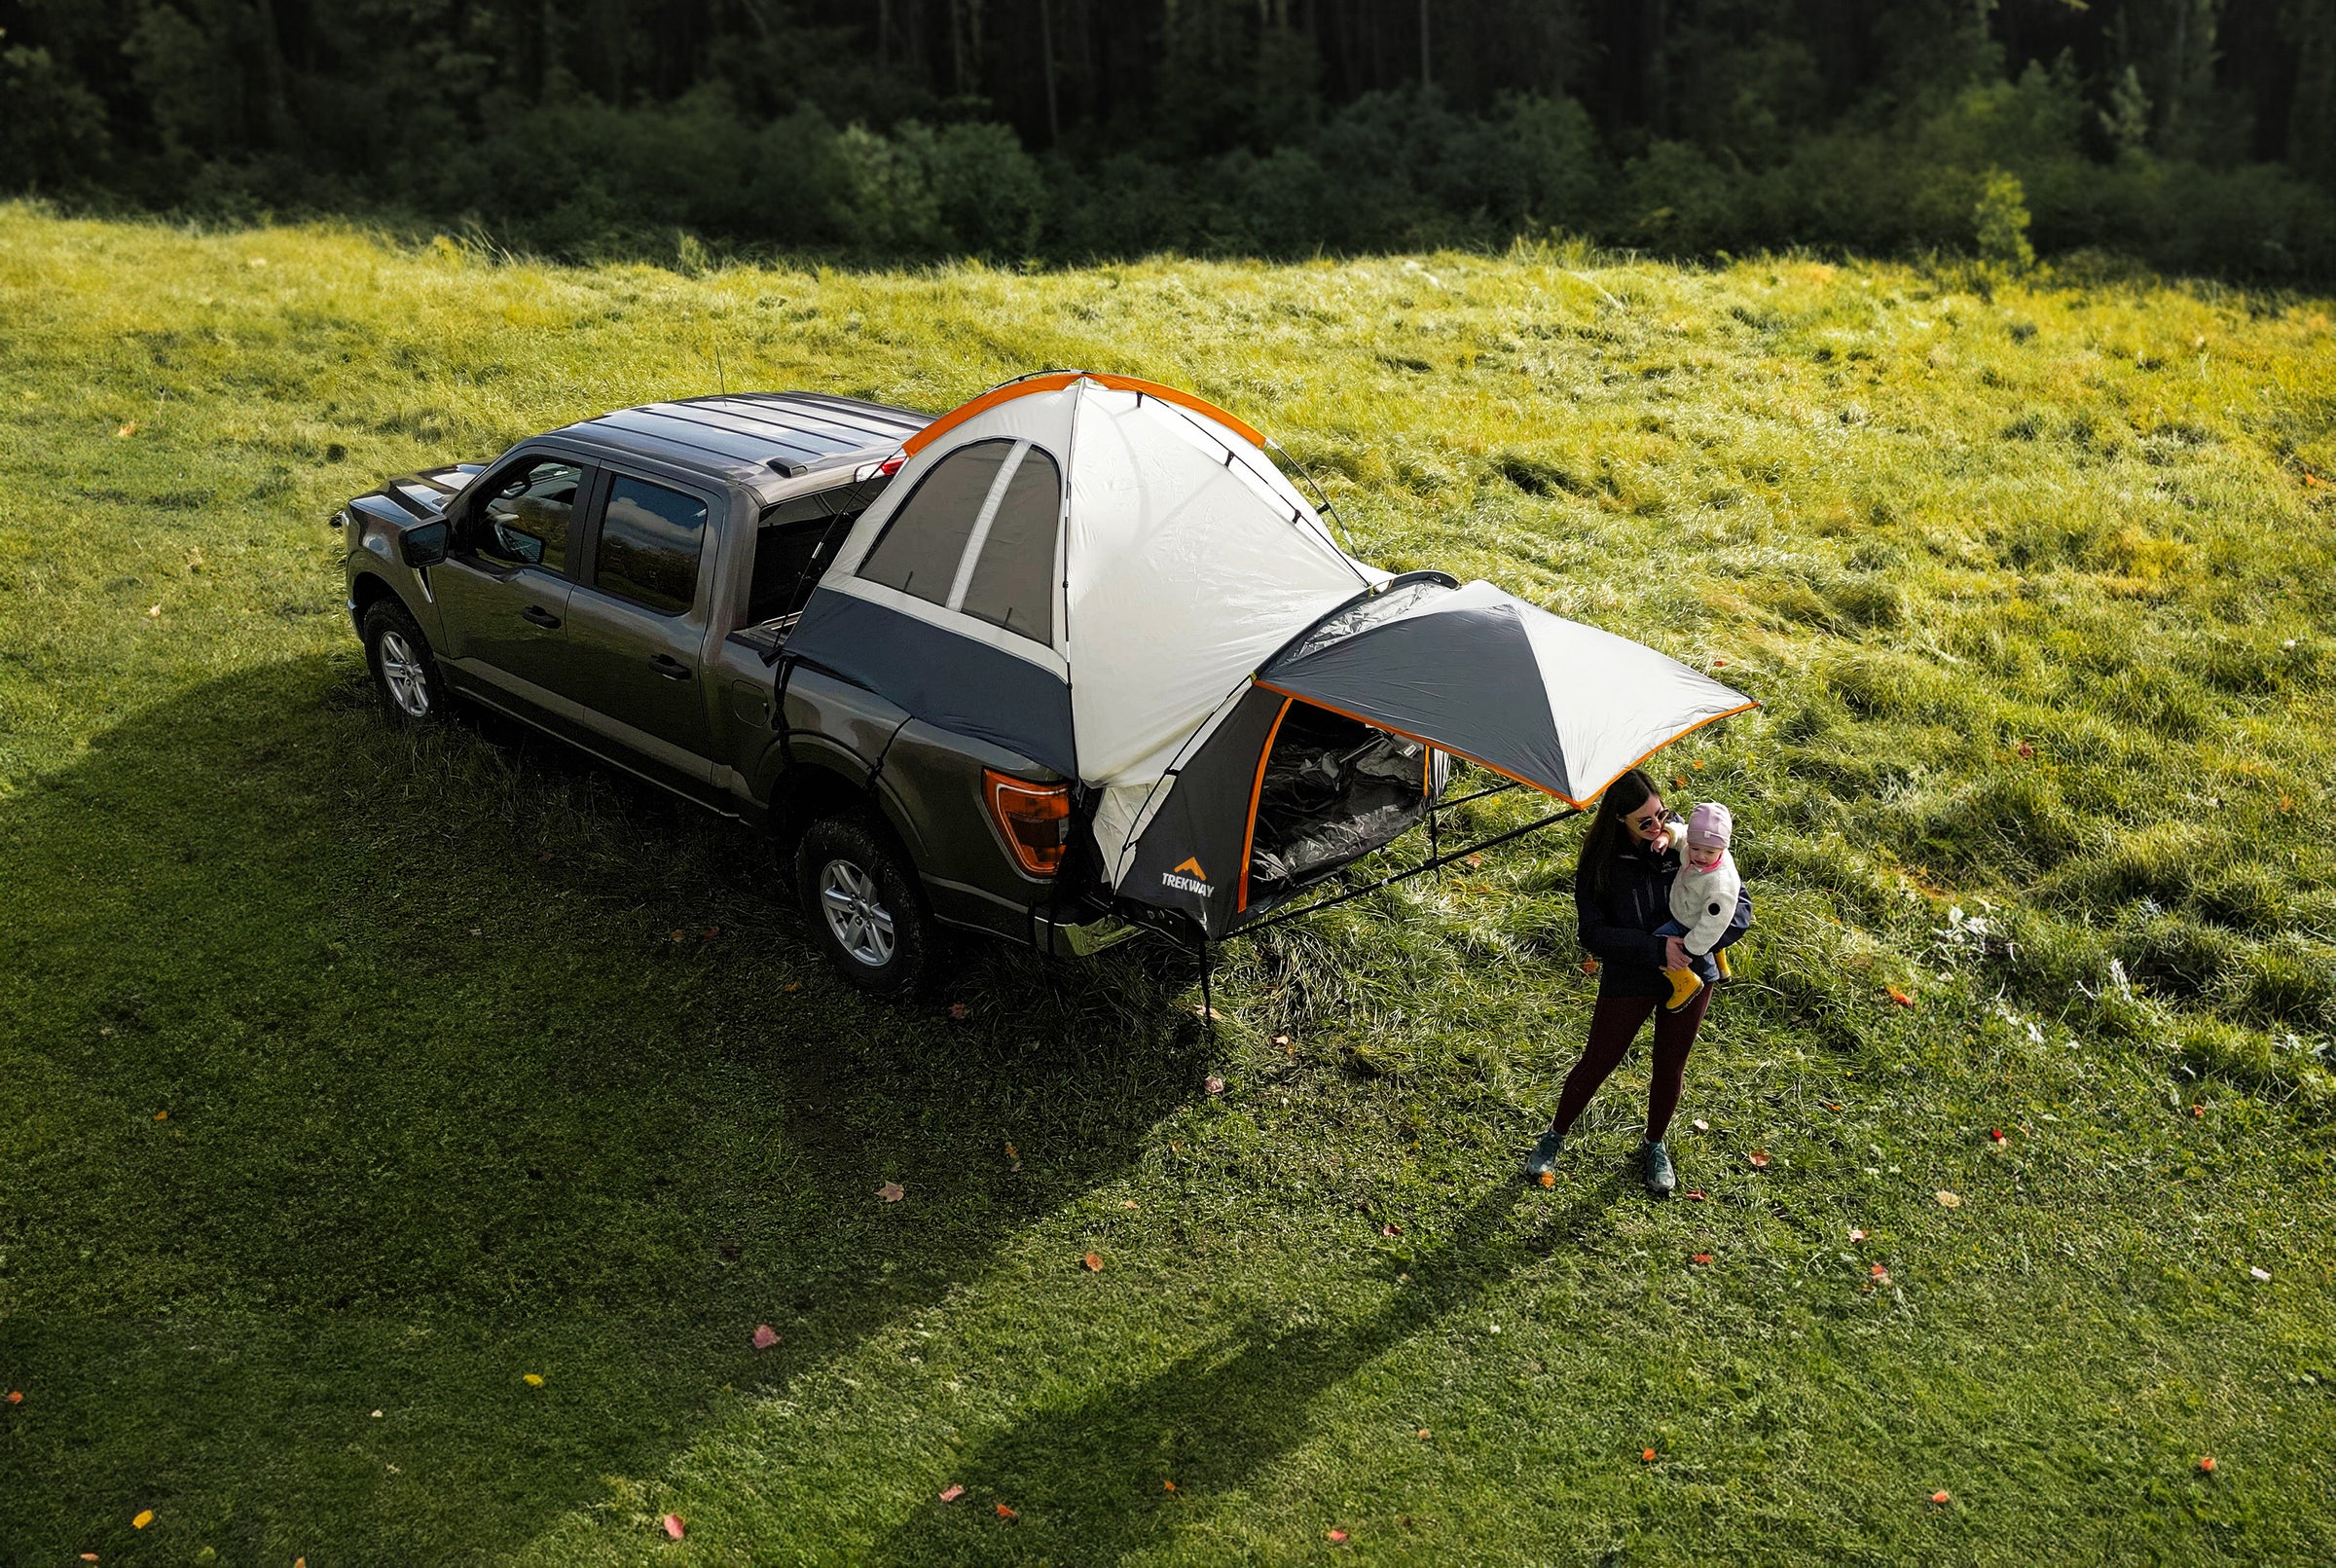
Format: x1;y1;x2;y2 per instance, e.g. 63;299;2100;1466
1255;578;1755;808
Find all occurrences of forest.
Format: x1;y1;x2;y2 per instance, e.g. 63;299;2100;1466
4;0;2335;274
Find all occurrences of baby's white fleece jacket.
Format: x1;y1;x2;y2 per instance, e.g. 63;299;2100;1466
1669;844;1742;959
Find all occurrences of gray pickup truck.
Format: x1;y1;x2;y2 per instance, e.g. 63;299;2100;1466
339;392;1130;992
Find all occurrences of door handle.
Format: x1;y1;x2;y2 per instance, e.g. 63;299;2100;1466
648;653;693;680
521;604;562;629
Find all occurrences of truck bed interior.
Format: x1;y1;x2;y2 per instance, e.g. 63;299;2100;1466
1245;702;1432;904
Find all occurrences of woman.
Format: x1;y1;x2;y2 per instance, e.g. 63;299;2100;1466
1524;768;1750;1196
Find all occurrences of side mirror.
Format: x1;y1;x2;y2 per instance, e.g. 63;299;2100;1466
402;521;450;568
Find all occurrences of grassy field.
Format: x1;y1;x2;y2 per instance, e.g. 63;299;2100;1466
3;204;2335;1565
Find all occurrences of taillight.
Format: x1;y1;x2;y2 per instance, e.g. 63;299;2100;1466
983;769;1071;877
878;452;906;476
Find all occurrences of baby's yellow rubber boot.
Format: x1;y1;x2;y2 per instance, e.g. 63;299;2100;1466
1662;966;1704;1012
1715;948;1733;980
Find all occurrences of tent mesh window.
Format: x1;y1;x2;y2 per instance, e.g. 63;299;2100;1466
861;441;1015;604
1247;703;1430;903
858;441;1063;645
958;447;1061;643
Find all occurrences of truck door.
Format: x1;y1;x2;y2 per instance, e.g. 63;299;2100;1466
431;453;590;708
555;467;722;782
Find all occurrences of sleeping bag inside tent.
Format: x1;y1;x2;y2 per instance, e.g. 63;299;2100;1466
785;372;1754;943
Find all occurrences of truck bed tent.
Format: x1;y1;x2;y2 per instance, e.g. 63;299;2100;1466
785;372;1753;939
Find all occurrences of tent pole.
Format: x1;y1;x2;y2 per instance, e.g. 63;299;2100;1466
1427;748;1442;886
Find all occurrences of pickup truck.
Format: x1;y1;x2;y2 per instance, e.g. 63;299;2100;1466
339;392;1135;992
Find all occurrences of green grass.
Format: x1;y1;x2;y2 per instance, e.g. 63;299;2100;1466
4;205;2336;1565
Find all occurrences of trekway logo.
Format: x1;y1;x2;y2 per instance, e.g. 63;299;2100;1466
1161;857;1212;897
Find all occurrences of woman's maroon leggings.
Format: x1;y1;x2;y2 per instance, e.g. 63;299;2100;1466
1548;986;1713;1142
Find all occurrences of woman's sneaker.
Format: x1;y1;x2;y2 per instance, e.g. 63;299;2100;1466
1642;1139;1677;1196
1524;1128;1566;1185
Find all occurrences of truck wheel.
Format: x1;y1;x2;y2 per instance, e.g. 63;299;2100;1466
361;599;446;727
798;815;930;994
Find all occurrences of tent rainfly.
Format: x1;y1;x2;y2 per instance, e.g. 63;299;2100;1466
785;372;1754;940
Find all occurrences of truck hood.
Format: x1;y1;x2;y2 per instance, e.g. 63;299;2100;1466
362;463;485;522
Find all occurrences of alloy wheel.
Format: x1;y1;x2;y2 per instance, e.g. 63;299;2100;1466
819;857;896;968
379;629;432;718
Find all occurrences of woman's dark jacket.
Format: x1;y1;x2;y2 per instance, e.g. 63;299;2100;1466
1575;821;1752;1000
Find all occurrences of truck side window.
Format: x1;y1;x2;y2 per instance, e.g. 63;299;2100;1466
596;476;707;616
476;458;580;572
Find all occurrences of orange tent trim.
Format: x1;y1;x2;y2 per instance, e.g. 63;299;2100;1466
901;372;1267;458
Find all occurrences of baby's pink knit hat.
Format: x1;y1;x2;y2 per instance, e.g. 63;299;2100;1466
1687;802;1733;848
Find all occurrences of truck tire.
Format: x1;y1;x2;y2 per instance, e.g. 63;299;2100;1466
362;599;447;727
798;815;930;994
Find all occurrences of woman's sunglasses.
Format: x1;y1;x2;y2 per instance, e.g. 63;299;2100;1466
1627;807;1664;830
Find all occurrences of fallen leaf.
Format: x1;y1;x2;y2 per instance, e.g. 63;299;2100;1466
4;1390;19;1404
1464;852;1484;867
2193;1106;2206;1118
2016;741;2035;758
1885;986;1915;1007
1162;1479;1177;1492
2280;793;2294;813
538;851;555;863
1381;1222;1403;1237
1684;1188;1706;1200
1691;1253;1713;1264
662;1513;685;1540
371;1409;383;1417
1417;1428;1431;1439
1005;1142;1019;1159
784;982;800;992
938;1483;965;1502
670;930;685;942
1935;1190;1962;1209
1712;658;1729;668
154;1111;167;1121
80;1556;97;1563
1203;1075;1225;1095
1537;1170;1554;1188
1692;759;1705;769
1326;1528;1348;1544
1082;1252;1103;1272
2250;1266;2272;1282
523;1372;543;1386
146;603;162;618
878;1182;904;1203
1193;1004;1222;1021
1871;1263;1891;1283
117;421;137;438
1641;1447;1657;1463
1930;1489;1951;1504
1582;959;1599;974
948;1002;969;1020
1848;1227;1867;1242
1748;1149;1771;1168
996;1503;1017;1519
701;927;719;940
131;1512;154;1529
2199;1456;2217;1474
1823;1101;1842;1111
751;1324;779;1350
1692;1118;1709;1131
1990;1128;2004;1142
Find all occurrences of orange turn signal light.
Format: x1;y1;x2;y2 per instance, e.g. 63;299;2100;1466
983;770;1071;877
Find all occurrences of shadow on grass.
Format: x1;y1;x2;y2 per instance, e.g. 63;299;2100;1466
862;1173;1627;1565
0;654;1203;1565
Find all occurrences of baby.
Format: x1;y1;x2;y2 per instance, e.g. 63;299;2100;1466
1658;802;1740;1011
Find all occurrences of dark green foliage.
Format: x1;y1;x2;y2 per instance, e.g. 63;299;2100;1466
6;1;2336;275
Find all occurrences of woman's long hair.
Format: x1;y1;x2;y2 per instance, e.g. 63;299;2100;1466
1576;768;1661;900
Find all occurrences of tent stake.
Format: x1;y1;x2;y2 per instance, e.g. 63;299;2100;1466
1199;937;1215;1039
